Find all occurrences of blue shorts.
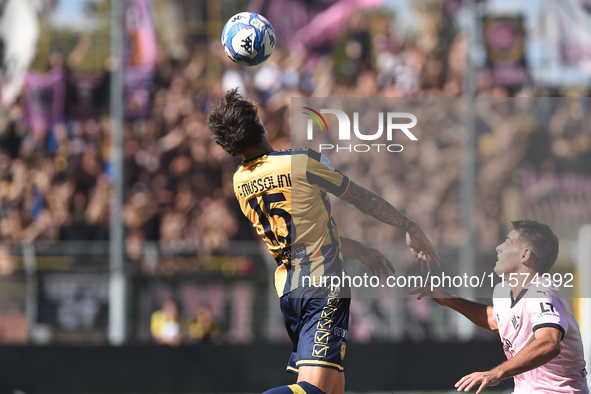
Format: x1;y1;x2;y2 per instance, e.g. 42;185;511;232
280;285;350;374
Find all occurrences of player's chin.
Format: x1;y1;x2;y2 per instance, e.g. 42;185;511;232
492;264;503;276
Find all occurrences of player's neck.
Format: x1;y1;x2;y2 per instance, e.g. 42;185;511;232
242;140;274;160
509;268;537;295
510;282;525;298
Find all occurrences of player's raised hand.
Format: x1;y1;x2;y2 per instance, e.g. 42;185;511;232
405;223;441;272
356;246;396;278
455;370;501;394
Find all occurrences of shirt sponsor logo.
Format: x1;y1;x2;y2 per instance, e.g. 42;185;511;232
332;327;348;339
320;154;335;171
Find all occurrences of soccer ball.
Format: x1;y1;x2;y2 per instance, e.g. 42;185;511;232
221;12;276;66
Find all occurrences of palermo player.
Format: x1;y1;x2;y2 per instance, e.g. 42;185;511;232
412;220;588;394
207;89;440;394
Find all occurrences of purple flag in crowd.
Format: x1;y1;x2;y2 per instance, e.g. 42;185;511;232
124;0;158;68
123;0;158;120
482;15;530;87
249;0;383;52
124;66;154;120
551;0;591;73
66;73;105;121
24;67;65;135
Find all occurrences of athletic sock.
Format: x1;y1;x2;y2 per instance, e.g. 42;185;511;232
262;386;294;394
262;381;326;394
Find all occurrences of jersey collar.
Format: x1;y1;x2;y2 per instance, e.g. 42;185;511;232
510;288;528;308
242;151;273;163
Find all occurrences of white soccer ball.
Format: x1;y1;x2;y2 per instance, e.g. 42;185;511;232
221;12;276;66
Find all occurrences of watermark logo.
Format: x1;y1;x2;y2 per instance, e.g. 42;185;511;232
302;107;329;136
302;107;418;153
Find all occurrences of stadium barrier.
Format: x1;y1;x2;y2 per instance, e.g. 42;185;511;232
0;241;493;346
0;241;276;345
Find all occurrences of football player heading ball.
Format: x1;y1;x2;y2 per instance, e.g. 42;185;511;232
207;89;441;394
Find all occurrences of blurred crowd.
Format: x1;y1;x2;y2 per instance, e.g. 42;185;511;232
1;9;589;256
1;5;591;344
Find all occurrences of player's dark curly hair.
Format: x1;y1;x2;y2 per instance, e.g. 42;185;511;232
512;220;559;274
206;88;266;157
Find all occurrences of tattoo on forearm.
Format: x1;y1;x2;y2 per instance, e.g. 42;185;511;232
341;182;415;230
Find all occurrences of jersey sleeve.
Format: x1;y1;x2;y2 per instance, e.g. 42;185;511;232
304;149;350;197
527;293;568;340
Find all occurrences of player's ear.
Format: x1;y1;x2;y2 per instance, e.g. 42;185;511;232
257;115;268;136
522;248;534;265
257;115;263;124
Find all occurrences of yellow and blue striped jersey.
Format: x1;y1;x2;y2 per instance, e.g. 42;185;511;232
234;148;350;297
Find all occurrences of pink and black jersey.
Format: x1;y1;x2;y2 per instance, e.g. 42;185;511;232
493;281;588;394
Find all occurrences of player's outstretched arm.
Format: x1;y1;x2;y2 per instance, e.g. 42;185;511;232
455;327;562;394
409;285;498;332
339;180;441;271
340;237;396;277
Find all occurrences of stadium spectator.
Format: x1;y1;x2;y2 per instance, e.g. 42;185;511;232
0;300;28;344
150;300;182;346
187;305;221;344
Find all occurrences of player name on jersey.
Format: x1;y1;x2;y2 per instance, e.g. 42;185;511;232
237;173;292;197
